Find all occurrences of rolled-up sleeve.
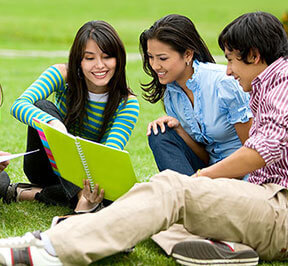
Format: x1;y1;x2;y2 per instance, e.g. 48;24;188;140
10;66;64;128
218;78;253;124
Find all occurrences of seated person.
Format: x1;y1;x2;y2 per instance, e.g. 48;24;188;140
140;14;252;177
0;21;139;213
0;11;287;266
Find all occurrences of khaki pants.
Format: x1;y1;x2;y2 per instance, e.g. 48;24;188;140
152;224;202;255
46;170;288;266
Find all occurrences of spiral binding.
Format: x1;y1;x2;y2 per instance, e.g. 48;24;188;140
75;138;95;190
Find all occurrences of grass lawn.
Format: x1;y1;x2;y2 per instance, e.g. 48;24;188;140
0;0;286;53
0;0;288;265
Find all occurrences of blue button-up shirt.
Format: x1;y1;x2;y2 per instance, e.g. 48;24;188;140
164;60;253;164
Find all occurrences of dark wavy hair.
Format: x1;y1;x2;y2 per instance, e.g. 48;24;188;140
65;20;132;141
139;14;215;104
218;11;288;65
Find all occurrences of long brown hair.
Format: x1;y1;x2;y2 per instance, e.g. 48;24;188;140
139;14;215;104
65;20;131;141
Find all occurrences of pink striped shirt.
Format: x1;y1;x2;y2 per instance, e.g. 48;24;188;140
245;57;288;188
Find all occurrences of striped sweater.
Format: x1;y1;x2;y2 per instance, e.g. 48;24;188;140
10;66;139;150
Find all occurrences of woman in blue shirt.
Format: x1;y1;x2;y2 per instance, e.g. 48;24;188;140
140;14;253;175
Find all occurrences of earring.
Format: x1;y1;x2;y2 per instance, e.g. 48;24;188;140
186;61;190;66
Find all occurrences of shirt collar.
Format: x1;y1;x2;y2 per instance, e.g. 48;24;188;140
166;59;200;94
88;91;109;102
166;81;181;94
251;57;285;88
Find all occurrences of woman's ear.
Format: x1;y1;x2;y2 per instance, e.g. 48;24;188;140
185;49;194;64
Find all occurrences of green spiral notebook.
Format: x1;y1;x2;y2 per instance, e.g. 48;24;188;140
33;118;138;201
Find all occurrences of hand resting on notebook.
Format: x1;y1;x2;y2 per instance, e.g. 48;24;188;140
74;179;105;213
48;119;67;134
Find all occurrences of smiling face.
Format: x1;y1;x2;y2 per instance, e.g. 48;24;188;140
224;48;268;92
147;39;193;88
81;39;117;94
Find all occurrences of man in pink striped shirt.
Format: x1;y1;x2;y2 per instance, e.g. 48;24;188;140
0;11;287;266
208;12;288;189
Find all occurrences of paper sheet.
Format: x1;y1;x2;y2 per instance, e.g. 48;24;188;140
0;149;40;163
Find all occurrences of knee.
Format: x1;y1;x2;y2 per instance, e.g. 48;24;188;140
129;170;184;195
150;170;187;188
148;125;174;150
34;100;54;111
34;100;62;121
148;131;159;150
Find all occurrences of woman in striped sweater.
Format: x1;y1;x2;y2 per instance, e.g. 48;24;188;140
2;21;139;212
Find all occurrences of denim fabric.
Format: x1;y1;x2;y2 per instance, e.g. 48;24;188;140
164;60;253;165
149;125;206;175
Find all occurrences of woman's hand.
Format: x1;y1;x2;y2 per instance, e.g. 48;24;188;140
74;180;105;213
0;151;11;172
48;119;67;133
147;116;180;136
82;179;105;205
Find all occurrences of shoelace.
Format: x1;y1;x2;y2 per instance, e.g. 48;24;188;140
0;232;44;248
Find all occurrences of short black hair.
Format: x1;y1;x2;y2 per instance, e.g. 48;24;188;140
218;11;288;65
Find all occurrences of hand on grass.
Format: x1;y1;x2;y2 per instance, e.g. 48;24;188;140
0;151;11;172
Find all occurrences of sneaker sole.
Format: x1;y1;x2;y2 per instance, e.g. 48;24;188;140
172;240;259;266
174;257;259;266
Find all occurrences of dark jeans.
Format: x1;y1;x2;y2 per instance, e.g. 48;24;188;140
148;125;206;176
24;100;80;208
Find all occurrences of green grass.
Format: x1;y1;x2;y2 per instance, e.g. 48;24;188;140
0;0;288;265
0;56;285;266
0;0;287;54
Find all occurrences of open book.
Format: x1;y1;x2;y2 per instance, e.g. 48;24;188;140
33;118;138;201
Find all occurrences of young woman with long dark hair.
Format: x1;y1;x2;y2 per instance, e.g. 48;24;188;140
139;14;254;255
140;14;253;176
1;21;139;212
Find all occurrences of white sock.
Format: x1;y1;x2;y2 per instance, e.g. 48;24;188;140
40;232;57;256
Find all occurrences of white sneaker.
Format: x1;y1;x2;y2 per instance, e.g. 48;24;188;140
0;232;62;266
